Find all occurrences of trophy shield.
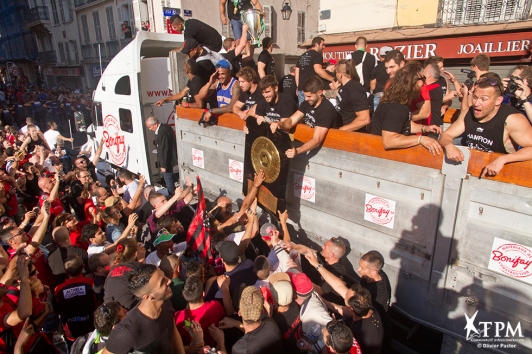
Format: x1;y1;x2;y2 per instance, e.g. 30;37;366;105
241;9;265;46
243;118;292;214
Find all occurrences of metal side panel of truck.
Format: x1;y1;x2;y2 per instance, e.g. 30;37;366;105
175;107;532;354
92;31;188;184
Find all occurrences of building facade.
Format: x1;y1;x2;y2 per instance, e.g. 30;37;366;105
314;0;532;83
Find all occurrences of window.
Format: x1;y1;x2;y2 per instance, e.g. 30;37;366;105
65;41;71;63
81;14;90;44
119;108;133;133
115;76;131;95
263;5;272;39
71;41;79;62
58;42;65;62
51;0;60;25
93;102;103;127
60;0;73;23
440;0;530;26
297;12;305;44
106;7;116;40
93;10;103;42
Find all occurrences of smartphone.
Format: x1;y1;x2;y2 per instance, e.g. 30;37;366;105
92;196;98;204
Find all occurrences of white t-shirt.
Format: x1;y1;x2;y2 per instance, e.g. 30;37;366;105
19;124;41;135
123;180;140;203
145;242;187;266
88;244;106;258
44;129;61;149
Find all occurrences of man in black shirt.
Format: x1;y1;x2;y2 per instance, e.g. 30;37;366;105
171;15;222;52
219;0;263;42
258;37;275;79
122;21;132;39
335;60;370;132
350;36;376;91
48;226;89;286
233;66;264;119
103;264;185;354
155;58;205;108
73;138;105;182
273;76;338;158
296;37;334;105
440;77;532;177
253;75;297;123
370;46;391;111
222;24;250;77
280;66;297;102
180;38;217;85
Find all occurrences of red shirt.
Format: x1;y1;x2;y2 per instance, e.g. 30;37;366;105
174;301;226;347
326;338;363;354
69;220;90;250
8;246;55;288
39;193;64;217
409;84;430;125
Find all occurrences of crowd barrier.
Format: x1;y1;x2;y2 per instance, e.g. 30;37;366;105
175;106;532;352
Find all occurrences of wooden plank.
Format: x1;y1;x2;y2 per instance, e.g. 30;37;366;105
443;108;460;124
175;107;532;188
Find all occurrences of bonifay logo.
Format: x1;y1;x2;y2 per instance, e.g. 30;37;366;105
464;310;524;350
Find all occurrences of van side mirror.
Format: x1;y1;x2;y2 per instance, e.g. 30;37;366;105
74;111;87;132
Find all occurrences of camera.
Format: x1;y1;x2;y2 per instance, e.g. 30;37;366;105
504;75;522;97
461;69;476;90
32;207;40;216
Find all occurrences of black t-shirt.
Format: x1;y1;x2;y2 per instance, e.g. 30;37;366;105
371;103;411;136
123;26;132;39
106;299;175;354
298;98;338;128
104;262;139;310
280;75;297;101
137;201;154;224
297;50;323;91
238;87;264;111
336;79;370;128
48;246;89;286
255;92;297;122
186;75;204;104
93;274;106;304
351;50;376;91
427;83;444;129
196;49;216;85
55;276;96;338
227;0;253;20
348;309;384;354
272;302;302;354
232;318;284;354
258;50;276;77
223;50;243;77
184;19;222;52
371;62;389;94
437;76;448;96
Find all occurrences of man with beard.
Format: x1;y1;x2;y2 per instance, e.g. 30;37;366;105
253;75;297;124
154;59;206;109
335;60;371;132
272;76;338;158
102;264;185;354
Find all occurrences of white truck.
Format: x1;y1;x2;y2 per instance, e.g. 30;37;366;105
92;32;532;353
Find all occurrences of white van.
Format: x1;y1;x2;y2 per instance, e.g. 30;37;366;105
90;31;188;185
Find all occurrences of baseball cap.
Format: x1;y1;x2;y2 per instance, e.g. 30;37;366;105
216;240;239;262
104;196;122;208
324;59;337;66
215;59;231;70
154;229;174;246
288;271;313;298
270;280;293;306
259;223;277;241
239;286;264;322
379;46;393;56
181;38;199;55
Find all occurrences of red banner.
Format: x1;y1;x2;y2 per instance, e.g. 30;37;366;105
323;31;531;61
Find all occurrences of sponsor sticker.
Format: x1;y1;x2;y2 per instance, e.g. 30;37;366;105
192;148;204;169
229;159;243;182
63;286;86;299
103;114;127;165
294;174;315;203
364;194;396;229
488;237;532;284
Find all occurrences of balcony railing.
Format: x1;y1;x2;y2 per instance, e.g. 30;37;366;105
439;0;532;26
106;40;120;57
37;50;57;65
74;0;103;8
81;44;93;60
28;6;50;24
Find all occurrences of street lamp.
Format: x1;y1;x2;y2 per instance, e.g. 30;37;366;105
281;0;292;20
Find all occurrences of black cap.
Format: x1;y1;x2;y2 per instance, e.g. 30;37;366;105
181;38;199;55
216;241;239;262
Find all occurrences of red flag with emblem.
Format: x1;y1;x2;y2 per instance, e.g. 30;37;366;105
186;175;213;263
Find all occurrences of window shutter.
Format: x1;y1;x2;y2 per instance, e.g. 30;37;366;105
263;5;272;39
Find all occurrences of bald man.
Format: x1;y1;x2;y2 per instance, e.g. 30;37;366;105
37;173;64;217
145;117;178;195
47;226;89;285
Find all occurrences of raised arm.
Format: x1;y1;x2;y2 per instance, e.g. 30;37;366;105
92;137;105;167
197;72;218;102
313;63;334;82
305;251;349;299
154;87;189;107
240;170;264;213
25;202;51;256
122;175;146;215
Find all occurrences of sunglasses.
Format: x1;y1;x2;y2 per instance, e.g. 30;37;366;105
417;75;426;82
13;230;24;237
475;77;502;94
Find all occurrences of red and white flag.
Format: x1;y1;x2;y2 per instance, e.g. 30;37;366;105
186;175;213;263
